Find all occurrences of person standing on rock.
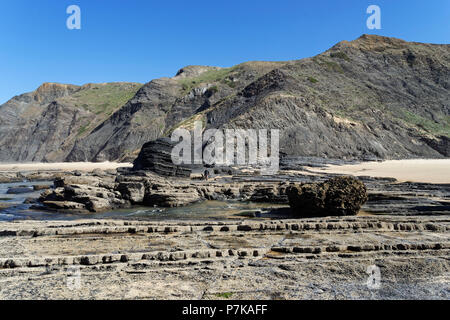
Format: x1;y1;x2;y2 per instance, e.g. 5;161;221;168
204;169;210;181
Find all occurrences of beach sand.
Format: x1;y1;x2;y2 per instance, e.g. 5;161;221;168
311;159;450;184
0;162;132;172
0;159;448;184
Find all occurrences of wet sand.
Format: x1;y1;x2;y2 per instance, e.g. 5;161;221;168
311;159;450;184
0;162;132;172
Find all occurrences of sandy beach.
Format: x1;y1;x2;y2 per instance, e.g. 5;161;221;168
0;162;132;172
0;160;448;184
312;159;450;184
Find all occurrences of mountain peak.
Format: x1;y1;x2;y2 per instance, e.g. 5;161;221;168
35;82;78;92
33;82;80;103
174;65;221;78
333;34;410;52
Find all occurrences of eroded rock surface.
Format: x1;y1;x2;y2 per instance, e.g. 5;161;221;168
287;176;368;217
0;216;448;299
38;169;290;212
132;138;192;177
33;165;450;218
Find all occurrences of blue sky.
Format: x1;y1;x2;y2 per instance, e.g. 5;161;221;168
0;0;448;104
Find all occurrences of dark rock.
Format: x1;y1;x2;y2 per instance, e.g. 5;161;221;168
23;197;38;204
116;182;145;204
421;136;450;157
286;176;368;217
132;138;192;177
6;187;34;194
54;178;65;188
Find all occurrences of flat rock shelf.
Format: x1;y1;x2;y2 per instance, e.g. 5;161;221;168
0;215;448;299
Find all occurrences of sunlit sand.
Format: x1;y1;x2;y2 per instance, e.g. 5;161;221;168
0;162;132;172
312;159;450;184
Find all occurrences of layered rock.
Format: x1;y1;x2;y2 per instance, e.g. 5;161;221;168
286;176;368;217
39;184;128;213
37;169;290;211
0;82;142;162
0;215;449;299
116;182;145;204
38;173;127;213
132;138;192;177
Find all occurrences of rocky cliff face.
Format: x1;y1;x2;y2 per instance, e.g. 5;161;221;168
0;35;448;162
206;35;449;159
65;63;282;162
0;82;142;162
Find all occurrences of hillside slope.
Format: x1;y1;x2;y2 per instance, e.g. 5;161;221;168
0;35;448;162
0;82;142;162
205;35;449;159
70;35;449;161
65;62;285;161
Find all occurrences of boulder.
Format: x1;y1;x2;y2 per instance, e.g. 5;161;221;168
85;197;112;212
143;182;201;207
132;138;192;177
286;176;368;217
24;197;38;204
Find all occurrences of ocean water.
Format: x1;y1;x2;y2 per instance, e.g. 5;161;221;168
0;181;289;222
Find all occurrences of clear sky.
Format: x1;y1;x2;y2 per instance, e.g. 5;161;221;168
0;0;448;104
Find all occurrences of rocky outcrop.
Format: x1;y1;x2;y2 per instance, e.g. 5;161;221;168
8;161;447;216
37;169;290;211
39;183;128;213
6;187;34;194
38;173;127;213
286;176;368;217
132;138;192;177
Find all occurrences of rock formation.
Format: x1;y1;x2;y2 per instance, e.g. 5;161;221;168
287;176;368;217
36;168;291;211
132;138;192;177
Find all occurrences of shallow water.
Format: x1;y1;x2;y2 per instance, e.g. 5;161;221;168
0;181;289;222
